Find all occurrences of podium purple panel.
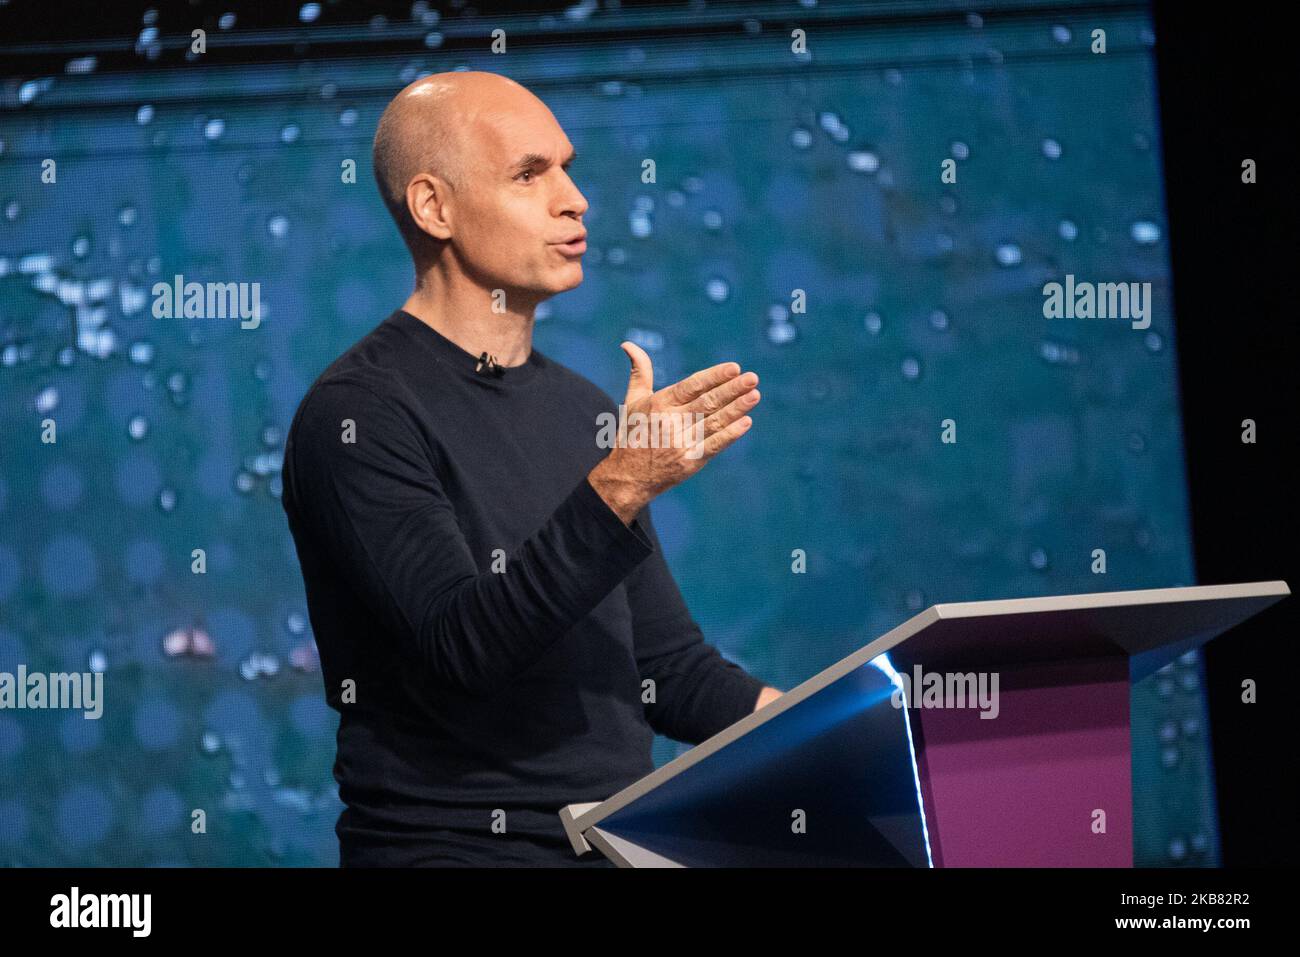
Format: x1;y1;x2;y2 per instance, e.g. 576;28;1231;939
885;583;1290;867
914;657;1131;867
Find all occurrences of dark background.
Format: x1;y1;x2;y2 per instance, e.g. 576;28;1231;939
1152;0;1296;867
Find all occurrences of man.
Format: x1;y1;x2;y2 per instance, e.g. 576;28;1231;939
281;70;781;867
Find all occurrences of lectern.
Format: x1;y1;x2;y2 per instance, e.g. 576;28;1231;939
560;581;1288;867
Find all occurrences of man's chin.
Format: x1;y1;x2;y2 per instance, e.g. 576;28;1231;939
550;265;584;293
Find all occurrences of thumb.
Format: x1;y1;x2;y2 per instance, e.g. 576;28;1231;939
620;341;654;403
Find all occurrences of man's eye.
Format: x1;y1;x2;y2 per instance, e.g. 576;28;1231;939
518;170;534;182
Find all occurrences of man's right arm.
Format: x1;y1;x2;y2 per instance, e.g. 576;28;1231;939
287;344;760;698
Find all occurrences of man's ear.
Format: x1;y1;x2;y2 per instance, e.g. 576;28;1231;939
406;172;453;243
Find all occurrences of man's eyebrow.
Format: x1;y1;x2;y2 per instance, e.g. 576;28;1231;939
509;149;577;174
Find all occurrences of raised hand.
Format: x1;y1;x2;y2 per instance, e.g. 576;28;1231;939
588;341;761;525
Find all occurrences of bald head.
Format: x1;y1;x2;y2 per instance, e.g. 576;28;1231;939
372;71;539;259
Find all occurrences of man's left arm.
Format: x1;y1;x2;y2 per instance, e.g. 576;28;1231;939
626;503;781;745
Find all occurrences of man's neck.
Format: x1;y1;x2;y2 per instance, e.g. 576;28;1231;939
401;280;537;369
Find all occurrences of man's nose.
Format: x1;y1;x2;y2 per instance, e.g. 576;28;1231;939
557;175;589;218
560;192;588;219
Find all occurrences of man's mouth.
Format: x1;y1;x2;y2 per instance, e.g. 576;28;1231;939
553;233;587;256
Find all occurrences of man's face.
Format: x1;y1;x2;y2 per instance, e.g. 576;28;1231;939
449;97;588;304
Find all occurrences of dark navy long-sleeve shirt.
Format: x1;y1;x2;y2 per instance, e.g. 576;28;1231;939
281;309;765;866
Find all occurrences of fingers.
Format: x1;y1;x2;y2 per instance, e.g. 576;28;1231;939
698;386;760;437
684;370;758;416
621;341;654;403
699;411;754;459
663;360;742;406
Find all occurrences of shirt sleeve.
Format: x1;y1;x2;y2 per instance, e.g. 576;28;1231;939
626;502;766;744
284;376;655;698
